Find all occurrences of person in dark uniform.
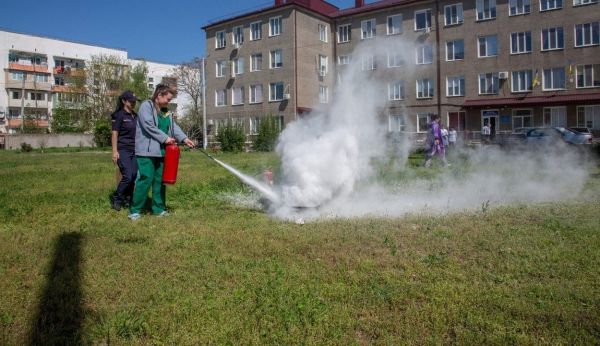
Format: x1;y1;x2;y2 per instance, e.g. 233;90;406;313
111;90;140;211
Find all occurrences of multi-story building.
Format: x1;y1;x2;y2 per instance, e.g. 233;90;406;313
0;29;188;134
203;0;600;139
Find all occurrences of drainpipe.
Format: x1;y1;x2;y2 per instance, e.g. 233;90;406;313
435;0;441;120
294;8;298;121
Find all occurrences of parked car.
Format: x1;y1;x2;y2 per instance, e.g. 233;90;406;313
499;127;530;146
525;127;593;146
569;127;591;134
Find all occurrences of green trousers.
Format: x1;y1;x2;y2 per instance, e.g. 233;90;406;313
130;156;166;215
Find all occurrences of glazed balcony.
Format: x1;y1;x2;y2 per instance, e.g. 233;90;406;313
9;62;48;73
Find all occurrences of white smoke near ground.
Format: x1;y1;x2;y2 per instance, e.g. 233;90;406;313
263;38;589;221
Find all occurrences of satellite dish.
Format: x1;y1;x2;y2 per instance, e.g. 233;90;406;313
0;106;5;119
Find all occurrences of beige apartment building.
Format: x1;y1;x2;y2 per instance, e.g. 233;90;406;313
203;0;600;140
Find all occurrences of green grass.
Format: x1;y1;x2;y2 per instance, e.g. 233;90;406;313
1;149;599;345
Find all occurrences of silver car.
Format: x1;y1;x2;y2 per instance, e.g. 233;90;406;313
525;127;593;146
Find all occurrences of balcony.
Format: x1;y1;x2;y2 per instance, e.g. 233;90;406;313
53;66;86;76
9;62;48;73
8;98;49;109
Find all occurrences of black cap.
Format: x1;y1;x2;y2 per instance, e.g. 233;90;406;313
120;90;140;102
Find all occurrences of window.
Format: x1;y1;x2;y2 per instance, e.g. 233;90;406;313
446;40;464;60
575;22;600;47
30;92;44;101
415;10;432;30
543;107;566;126
216;60;226;77
511;32;532;53
250;117;260;135
319;24;328;42
577;105;600;129
418;114;433;132
216;89;226;106
216;31;226;48
447;76;465;96
509;0;531;15
445;4;463;26
542;27;564;50
338;24;351;43
479;35;498;57
55;77;65;86
416;45;433;64
389;114;405;132
8;109;20;118
250;85;263;103
319;85;328;103
574;0;598;5
388;81;405;100
387;15;403;34
34;73;48;82
543;67;566;90
479;73;499;94
11;71;24;80
361;19;376;39
11;91;19;99
270;82;284;101
362;55;377;70
270;17;282;36
540;0;563;10
476;0;496;20
417;78;434;98
513;109;533;129
232;87;245;105
233;57;244;75
270;50;282;68
338;55;352;65
576;64;600;88
512;70;533;92
319;55;328;74
233;26;244;45
388;51;404;67
251;21;262;41
251;54;262;72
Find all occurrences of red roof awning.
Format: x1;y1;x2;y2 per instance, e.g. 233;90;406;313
462;93;600;108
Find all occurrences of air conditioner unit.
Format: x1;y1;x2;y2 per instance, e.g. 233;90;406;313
318;71;326;77
423;27;431;34
499;71;509;79
283;93;291;100
232;43;240;50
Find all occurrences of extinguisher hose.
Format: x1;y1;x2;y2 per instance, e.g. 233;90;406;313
192;147;216;161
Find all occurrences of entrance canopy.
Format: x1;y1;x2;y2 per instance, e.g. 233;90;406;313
462;93;600;109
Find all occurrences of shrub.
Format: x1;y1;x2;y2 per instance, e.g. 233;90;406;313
252;115;282;152
93;120;112;147
216;120;246;153
20;142;33;152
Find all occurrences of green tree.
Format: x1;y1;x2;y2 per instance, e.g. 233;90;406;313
50;103;90;133
216;119;246;152
21;108;46;134
93;119;112;147
170;57;204;144
252;115;282;152
124;59;151;110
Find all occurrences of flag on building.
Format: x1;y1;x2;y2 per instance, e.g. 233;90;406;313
532;68;539;89
568;60;572;76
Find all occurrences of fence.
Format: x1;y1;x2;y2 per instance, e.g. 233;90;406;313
0;134;96;150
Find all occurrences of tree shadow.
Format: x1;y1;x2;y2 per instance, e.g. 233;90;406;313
29;232;83;346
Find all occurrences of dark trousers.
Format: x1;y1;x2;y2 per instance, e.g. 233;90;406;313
113;150;138;204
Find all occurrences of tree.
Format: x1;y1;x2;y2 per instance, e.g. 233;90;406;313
124;59;152;110
50;103;91;133
216;119;246;152
252;115;282;152
170;57;204;143
21;107;46;134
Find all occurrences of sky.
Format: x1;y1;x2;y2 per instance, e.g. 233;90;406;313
2;0;375;65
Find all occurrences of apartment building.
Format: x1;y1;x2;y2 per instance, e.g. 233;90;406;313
204;0;600;139
0;30;187;134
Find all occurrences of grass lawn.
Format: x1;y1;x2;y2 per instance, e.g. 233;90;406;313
0;148;599;345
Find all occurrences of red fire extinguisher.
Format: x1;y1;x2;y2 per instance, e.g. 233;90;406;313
263;167;273;187
163;144;180;185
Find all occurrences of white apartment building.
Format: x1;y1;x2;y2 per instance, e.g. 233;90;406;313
0;29;189;134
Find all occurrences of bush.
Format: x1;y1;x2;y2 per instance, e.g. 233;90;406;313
93;120;112;147
252;115;282;152
20;142;33;152
216;120;246;153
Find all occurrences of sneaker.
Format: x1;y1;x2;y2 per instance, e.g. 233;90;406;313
156;211;170;217
111;201;121;211
128;213;141;220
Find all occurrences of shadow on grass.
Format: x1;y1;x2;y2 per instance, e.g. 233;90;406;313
29;232;83;346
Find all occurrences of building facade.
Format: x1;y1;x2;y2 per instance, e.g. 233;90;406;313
203;0;600;140
0;30;188;135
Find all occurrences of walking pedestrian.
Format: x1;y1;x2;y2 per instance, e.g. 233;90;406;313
111;90;140;211
424;115;450;167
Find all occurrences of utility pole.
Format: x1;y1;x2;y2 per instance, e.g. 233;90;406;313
202;57;207;150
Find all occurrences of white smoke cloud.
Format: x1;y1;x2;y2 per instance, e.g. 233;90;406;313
266;38;589;221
